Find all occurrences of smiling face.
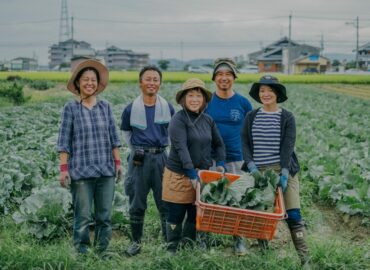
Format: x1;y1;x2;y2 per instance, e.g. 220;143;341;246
259;85;278;105
214;70;235;92
77;70;98;98
185;89;205;113
140;70;161;97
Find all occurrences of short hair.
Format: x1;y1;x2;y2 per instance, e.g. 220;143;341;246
139;65;162;84
73;67;100;92
179;88;207;112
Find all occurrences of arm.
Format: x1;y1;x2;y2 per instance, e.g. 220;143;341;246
280;111;296;172
169;113;194;170
240;111;255;171
57;104;73;187
211;120;226;163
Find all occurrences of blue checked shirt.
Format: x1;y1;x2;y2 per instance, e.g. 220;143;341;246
57;100;121;180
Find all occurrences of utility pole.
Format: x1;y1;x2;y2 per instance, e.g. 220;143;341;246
346;16;360;69
320;33;324;55
180;41;184;69
287;12;292;74
71;16;74;59
356;16;359;69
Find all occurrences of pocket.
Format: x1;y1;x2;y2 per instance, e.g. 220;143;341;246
169;172;193;193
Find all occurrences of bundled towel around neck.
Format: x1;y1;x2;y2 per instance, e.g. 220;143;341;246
130;94;171;130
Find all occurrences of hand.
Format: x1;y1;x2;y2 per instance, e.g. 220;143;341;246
190;178;199;190
247;162;260;176
216;161;226;174
280;168;289;193
115;165;123;183
184;168;198;180
59;171;71;189
280;175;288;193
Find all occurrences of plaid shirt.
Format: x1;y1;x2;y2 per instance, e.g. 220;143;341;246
57;100;121;180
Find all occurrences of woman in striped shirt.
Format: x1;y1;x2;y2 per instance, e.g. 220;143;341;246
241;75;310;268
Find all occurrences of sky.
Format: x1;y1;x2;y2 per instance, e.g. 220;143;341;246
1;0;369;65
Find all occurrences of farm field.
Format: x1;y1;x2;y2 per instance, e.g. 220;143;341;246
0;81;369;269
1;71;370;84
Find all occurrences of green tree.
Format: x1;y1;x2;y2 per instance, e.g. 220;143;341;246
158;60;170;70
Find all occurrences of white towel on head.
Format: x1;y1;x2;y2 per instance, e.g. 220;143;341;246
130;94;171;130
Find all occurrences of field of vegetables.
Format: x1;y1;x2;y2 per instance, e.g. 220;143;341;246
0;77;369;269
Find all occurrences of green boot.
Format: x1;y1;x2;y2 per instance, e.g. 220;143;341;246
166;223;182;255
288;220;311;268
126;216;144;256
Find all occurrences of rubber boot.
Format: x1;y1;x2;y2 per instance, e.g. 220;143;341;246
233;236;247;256
126;216;144;256
166;223;182;255
196;231;208;250
160;215;167;242
182;222;196;248
258;239;269;253
288;220;311;268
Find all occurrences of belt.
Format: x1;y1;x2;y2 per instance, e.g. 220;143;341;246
134;146;166;154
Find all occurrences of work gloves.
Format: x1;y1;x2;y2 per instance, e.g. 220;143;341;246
280;168;289;193
215;161;227;174
185;168;199;190
59;164;70;189
247;162;262;178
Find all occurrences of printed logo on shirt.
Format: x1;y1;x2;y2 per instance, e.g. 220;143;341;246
230;109;241;121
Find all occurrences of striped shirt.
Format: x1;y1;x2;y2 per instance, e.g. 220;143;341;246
252;109;281;167
57;100;121;180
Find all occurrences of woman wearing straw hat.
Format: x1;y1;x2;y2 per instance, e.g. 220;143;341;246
162;78;226;255
57;59;122;254
241;75;310;267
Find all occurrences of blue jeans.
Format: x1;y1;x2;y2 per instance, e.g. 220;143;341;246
71;176;115;253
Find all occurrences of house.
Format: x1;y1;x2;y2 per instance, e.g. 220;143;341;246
248;37;329;73
357;42;370;70
10;57;38;71
96;45;149;70
289;54;331;73
49;39;95;69
282;45;330;73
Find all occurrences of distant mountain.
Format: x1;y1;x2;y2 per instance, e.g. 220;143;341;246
323;53;355;62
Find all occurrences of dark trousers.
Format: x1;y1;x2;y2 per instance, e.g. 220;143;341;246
165;201;196;225
124;151;167;218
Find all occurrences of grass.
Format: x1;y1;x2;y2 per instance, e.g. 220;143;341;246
1;71;370;84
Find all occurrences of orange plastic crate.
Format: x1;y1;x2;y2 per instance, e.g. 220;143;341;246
196;170;286;240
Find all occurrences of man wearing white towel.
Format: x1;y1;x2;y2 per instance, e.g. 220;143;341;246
121;65;175;256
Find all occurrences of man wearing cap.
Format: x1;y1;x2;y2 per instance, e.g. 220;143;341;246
241;75;310;267
206;57;253;255
120;65;175;256
57;59;122;254
162;78;225;255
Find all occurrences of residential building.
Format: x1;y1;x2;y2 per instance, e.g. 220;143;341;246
357;42;370;70
96;45;149;70
49;39;95;69
10;57;38;71
248;37;329;73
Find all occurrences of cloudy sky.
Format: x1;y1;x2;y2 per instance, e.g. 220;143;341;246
1;0;369;65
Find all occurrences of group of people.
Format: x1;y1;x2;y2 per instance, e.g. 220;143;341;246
57;57;310;267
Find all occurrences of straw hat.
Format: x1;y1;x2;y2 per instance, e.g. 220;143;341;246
67;58;109;96
176;78;212;104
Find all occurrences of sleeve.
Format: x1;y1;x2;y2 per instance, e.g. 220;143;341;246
211;120;226;162
120;104;132;131
57;103;73;153
107;103;121;148
168;113;194;170
280;111;296;171
243;97;253;115
241;111;254;166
